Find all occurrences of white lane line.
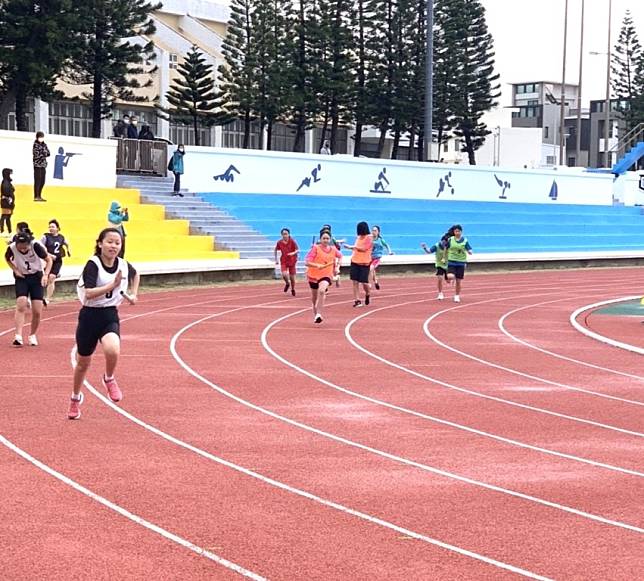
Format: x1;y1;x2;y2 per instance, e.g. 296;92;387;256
344;294;643;438
499;299;644;382
70;358;555;578
262;293;644;477
422;300;644;407
570;297;644;356
0;433;267;581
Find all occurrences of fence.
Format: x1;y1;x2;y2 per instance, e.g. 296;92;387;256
114;138;168;175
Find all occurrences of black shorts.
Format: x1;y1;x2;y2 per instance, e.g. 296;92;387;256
50;258;63;277
447;264;466;280
350;262;370;284
76;306;120;357
309;277;332;290
435;267;448;278
15;273;44;301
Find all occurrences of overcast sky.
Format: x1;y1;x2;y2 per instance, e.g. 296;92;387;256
483;0;644;124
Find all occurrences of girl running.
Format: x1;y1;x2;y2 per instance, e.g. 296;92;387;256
320;224;344;287
305;229;342;324
274;228;299;296
344;221;373;307
41;219;71;304
370;225;393;290
445;224;473;303
4;229;53;346
421;226;455;300
68;228;140;420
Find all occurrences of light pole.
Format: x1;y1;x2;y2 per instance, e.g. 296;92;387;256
424;0;434;161
575;0;585;166
604;0;613;168
559;0;569;166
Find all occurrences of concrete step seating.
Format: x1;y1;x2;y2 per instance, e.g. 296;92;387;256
117;175;275;260
198;192;644;255
1;184;238;269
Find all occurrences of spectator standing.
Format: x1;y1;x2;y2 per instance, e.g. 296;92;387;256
107;201;129;258
112;117;127;138
138;125;155;140
320;140;331;155
33;131;50;202
1;168;15;236
127;116;139;139
169;144;185;197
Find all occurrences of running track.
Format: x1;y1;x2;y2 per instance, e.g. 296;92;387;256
1;269;642;580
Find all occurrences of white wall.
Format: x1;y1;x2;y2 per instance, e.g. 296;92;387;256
476;127;543;168
613;171;644;206
0;130;117;188
181;146;614;205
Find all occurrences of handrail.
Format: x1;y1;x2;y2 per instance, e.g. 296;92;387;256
610;122;644;158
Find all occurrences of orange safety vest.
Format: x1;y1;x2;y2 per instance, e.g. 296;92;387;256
351;235;372;265
306;244;336;281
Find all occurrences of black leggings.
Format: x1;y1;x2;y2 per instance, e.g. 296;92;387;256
34;167;46;199
0;214;11;233
173;171;181;192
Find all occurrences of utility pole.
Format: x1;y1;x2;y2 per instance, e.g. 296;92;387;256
604;0;612;168
575;0;585;166
559;0;569;165
424;0;434;161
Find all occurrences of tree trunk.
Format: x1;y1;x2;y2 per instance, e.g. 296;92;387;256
193;115;200;146
407;131;415;160
464;131;476;165
91;74;103;138
14;84;28;132
391;124;401;160
243;108;251;149
267;120;273;151
377;119;388;157
417;129;424;161
353;122;363;157
293;109;306;152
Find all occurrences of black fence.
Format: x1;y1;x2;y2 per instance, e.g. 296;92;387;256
114;138;169;175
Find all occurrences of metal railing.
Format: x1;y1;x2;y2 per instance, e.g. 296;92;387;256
610;122;644;159
114;138;169;175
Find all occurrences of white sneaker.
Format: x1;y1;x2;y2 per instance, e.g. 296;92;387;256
437;292;444;300
12;335;23;346
28;334;38;346
454;295;461;303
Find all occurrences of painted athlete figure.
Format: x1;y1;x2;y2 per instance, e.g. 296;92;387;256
68;228;140;420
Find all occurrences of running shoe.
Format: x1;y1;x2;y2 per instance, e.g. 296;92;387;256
42;298;48;308
314;314;323;324
365;294;371;306
283;282;290;293
12;335;23;346
454;295;461;303
28;334;39;346
334;275;340;288
375;282;380;290
102;375;123;402
291;288;296;297
67;393;84;420
353;300;362;308
437;292;444;300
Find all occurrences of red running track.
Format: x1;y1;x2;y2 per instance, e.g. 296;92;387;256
0;269;642;580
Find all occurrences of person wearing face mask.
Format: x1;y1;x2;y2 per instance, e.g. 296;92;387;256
33;131;50;202
127;116;139;139
168;144;185;196
1;168;15;235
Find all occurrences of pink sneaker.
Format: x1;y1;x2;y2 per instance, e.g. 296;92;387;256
102;375;122;402
68;393;84;420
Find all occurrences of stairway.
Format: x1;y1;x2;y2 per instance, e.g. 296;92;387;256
611;141;644;175
116;175;276;260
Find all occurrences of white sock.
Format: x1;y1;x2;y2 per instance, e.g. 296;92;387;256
71;393;81;401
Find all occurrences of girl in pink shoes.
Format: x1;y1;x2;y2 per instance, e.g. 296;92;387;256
68;228;140;420
305;228;342;324
369;225;393;290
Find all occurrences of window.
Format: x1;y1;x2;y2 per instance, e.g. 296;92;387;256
0;99;35;131
516;84;525;94
49;100;92;137
170;122;212;146
543;126;549;139
169;54;178;70
546;155;556;165
222;119;260;149
114;107;158;136
443;141;449;152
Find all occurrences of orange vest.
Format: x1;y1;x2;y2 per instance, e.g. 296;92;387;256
306;244;336;281
351;235;372;265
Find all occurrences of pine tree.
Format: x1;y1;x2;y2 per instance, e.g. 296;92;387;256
0;0;82;131
65;0;160;138
219;0;257;148
611;10;644;130
448;0;500;165
157;46;225;146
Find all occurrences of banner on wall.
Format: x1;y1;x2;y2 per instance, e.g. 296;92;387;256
183;147;614;206
0;130;117;188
